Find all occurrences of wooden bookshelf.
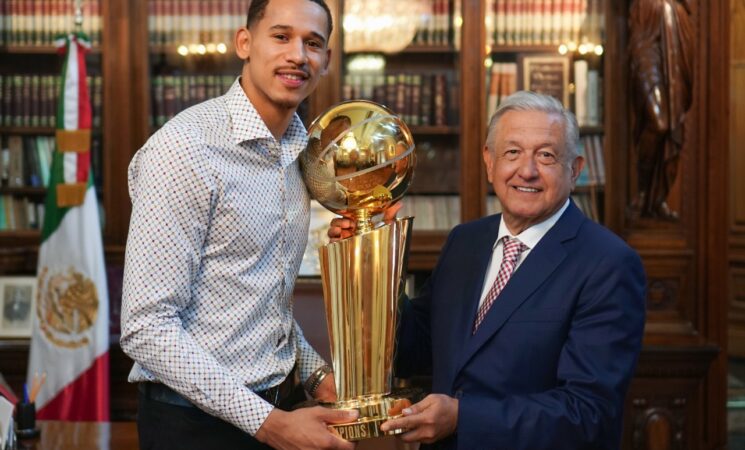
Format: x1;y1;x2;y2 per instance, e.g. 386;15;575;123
0;127;56;135
0;45;102;55
489;44;560;53
0;187;47;196
0;229;41;238
148;44;237;56
579;125;604;135
401;44;458;54
344;45;458;55
410;125;460;135
573;185;604;194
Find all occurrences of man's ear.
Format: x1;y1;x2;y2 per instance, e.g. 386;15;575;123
321;48;332;76
483;146;494;184
570;155;585;183
235;27;251;61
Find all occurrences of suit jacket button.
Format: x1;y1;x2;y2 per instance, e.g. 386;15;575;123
454;389;463;399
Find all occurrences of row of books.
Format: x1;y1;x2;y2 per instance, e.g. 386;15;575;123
0;74;103;129
2;135;54;188
399;195;461;231
0;195;43;230
396;191;600;231
486;62;518;120
486;0;604;47
576;134;604;186
342;72;457;128
1;134;104;190
411;0;459;48
151;74;235;128
486;58;602;126
571;192;600;221
148;0;245;47
573;59;601;126
410;140;460;193
0;0;102;47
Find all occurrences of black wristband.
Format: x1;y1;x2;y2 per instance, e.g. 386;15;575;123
304;364;333;396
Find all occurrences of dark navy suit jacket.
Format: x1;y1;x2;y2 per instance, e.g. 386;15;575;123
397;202;646;450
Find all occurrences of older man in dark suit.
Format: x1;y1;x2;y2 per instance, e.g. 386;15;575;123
333;91;646;449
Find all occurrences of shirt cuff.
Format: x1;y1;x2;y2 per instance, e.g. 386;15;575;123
225;386;275;436
299;353;329;384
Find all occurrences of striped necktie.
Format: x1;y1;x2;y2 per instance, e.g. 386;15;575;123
473;236;528;333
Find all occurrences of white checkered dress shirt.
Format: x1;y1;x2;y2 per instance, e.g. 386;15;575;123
121;78;327;435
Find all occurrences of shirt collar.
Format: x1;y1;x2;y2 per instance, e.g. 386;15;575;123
224;77;308;160
495;199;571;250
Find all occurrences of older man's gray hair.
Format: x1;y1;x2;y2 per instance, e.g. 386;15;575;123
485;91;580;163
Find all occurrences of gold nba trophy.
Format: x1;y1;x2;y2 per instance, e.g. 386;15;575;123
300;101;417;441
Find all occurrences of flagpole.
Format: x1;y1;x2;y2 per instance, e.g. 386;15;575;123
74;0;84;31
28;0;110;420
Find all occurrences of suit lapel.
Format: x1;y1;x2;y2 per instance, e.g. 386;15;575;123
454;203;586;378
443;216;500;389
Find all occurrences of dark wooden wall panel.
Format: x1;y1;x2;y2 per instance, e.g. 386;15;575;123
729;0;745;358
641;253;697;339
618;0;729;448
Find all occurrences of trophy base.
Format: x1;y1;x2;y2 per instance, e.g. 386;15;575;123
324;388;422;442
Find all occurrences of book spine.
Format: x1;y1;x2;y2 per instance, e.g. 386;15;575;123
485;0;495;48
395;73;407;120
46;75;56;127
410;74;422;127
573;59;588;126
592;134;605;184
531;0;542;45
487;63;500;120
587;69;600;126
0;0;5;46
0;76;5;127
433;73;447;126
8;135;25;187
551;0;562;45
496;0;506;46
30;75;40;127
41;0;50;45
0;144;8;188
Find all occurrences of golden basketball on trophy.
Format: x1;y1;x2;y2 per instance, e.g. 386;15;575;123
300;100;417;441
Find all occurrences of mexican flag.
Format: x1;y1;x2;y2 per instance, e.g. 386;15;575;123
27;32;109;421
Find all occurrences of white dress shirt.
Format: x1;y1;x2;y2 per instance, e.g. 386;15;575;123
120;79;326;435
478;199;571;307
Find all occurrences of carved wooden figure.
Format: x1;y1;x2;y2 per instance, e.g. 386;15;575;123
628;0;694;219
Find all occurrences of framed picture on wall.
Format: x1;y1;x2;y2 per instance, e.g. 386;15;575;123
518;54;570;107
0;277;36;338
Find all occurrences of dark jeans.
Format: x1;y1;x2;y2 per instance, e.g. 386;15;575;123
136;384;306;450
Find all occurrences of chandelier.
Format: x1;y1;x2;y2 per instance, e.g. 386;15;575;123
343;0;430;54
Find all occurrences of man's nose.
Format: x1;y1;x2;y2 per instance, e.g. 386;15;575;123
517;155;539;178
286;39;308;65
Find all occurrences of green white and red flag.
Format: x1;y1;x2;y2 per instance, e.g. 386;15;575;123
27;32;110;421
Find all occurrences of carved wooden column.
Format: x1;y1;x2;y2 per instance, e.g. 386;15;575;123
607;0;729;449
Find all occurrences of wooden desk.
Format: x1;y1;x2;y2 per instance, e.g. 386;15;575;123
14;421;413;450
17;421;137;450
